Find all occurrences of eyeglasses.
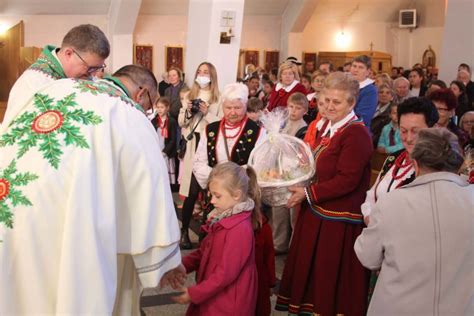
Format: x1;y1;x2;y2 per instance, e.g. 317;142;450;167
463;120;474;125
72;49;106;74
139;86;154;111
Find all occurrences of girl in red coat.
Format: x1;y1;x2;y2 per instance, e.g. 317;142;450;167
168;161;261;315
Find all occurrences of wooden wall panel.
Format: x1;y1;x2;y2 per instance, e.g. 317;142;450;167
0;101;7;123
318;51;392;73
0;21;24;102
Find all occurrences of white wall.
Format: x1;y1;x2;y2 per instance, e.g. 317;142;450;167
132;13;279;87
0;15;108;48
302;19;389;53
301;16;444;70
134;15;187;77
240;15;281;67
439;0;474;82
391;26;444;69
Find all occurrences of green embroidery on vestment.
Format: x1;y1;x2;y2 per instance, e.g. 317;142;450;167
0;160;38;230
74;79;145;113
0;92;103;169
28;45;66;80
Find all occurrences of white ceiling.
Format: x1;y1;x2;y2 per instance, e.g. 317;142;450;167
0;0;445;26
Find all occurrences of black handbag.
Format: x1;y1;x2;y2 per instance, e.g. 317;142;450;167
177;136;188;159
177;113;204;159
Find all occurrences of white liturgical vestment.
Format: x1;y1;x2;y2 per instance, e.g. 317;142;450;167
0;77;181;315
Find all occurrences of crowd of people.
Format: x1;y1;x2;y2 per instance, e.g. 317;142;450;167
0;23;473;316
152;53;474;316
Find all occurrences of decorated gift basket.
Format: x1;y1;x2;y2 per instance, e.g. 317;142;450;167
248;109;315;206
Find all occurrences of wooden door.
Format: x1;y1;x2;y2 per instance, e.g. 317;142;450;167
0;21;24;104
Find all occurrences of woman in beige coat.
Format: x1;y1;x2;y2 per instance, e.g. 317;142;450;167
178;62;222;249
355;128;473;316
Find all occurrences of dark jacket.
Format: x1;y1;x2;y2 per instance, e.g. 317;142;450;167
158;80;171;97
151;115;178;158
370;102;393;147
164;81;188;120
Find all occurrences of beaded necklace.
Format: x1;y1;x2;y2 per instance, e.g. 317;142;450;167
391;150;413;180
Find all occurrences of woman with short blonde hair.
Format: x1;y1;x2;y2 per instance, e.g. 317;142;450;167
267;61;306;111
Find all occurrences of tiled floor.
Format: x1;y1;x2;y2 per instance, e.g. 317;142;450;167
140;193;289;315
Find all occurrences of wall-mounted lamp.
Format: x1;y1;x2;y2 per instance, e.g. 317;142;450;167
0;24;8;35
0;24;7;48
335;30;351;49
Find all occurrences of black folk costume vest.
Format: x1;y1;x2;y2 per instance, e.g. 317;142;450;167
206;119;261;168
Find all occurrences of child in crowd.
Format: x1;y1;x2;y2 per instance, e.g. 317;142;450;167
300;73;313;94
152;97;178;185
304;93;328;150
177;87;190;186
270;93;308;255
247;97;265;126
167;162;260;315
305;70;327;123
261;80;274;108
282;92;308;140
377;103;404;154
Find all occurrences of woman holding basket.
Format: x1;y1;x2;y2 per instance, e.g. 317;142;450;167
276;72;373;316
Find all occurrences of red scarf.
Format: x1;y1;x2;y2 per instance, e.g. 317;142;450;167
219;117;247;139
157;115;168;138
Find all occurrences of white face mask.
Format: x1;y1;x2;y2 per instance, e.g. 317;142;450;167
195;76;211;88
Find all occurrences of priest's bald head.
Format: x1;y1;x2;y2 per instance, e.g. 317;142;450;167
113;65;158;113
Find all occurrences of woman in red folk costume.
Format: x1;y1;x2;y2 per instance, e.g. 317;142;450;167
276;72;373;316
266;61;306;112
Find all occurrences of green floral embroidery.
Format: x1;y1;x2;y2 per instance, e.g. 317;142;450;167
0;160;38;229
0;92;103;169
74;79;140;110
28;45;66;80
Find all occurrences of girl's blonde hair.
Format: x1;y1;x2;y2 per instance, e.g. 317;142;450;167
189;62;220;105
208;162;262;230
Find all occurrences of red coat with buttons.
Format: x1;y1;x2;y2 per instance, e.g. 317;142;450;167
183;211;258;316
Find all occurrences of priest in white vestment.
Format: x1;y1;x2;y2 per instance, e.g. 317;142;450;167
2;24;109;131
0;65;181;315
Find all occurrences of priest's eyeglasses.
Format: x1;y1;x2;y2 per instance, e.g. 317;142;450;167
73;49;107;74
140;86;154;111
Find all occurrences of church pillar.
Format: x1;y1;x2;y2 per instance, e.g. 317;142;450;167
107;0;142;72
439;0;474;81
184;0;245;90
280;0;319;63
